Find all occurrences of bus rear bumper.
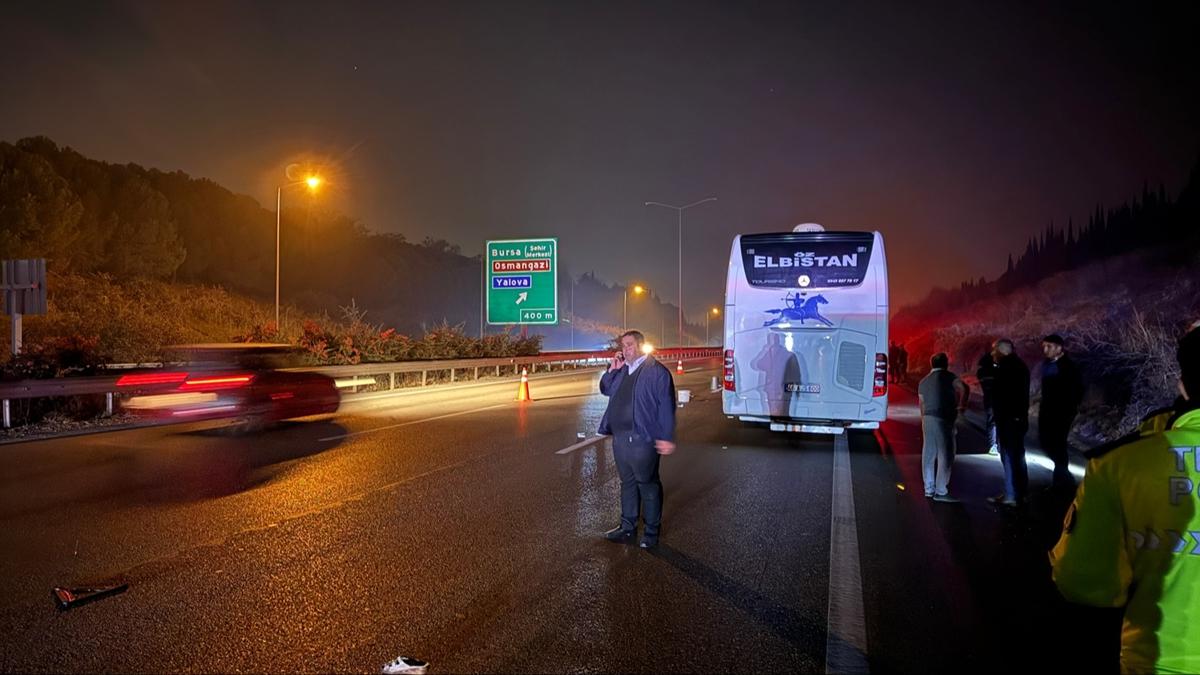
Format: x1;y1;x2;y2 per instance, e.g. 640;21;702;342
734;416;880;434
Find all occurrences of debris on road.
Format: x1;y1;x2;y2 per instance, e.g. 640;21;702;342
52;583;129;610
381;655;429;674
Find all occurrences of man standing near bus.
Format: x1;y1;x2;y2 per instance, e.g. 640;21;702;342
919;352;969;501
989;339;1030;507
1038;333;1084;492
1050;323;1200;672
597;330;677;549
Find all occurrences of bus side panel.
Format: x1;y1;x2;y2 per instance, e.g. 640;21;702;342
722;237;742;417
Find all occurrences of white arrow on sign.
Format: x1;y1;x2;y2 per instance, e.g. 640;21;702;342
515;292;528;304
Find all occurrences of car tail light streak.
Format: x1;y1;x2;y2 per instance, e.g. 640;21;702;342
723;349;736;392
179;374;255;391
117;372;189;387
873;353;888;397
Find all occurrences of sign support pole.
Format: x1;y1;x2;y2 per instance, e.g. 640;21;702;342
9;313;19;356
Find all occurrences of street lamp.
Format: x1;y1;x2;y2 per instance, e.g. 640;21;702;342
706;307;720;346
645;197;716;346
275;172;322;330
623;284;645;332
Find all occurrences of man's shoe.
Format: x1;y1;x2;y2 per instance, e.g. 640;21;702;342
639;536;658;549
987;494;1018;507
932;493;960;503
604;526;636;542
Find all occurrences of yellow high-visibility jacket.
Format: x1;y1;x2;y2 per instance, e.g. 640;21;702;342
1050;407;1200;673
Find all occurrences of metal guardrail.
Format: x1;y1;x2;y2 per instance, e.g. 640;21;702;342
0;347;724;427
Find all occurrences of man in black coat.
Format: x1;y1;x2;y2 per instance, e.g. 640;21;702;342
597;330;677;549
1038;333;1084;491
989;338;1030;507
977;351;999;455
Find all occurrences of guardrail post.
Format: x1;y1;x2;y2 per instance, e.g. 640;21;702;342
2;399;9;428
450;368;456;383
421;370;427;387
474;367;479;380
105;392;113;417
389;372;395;390
496;365;501;376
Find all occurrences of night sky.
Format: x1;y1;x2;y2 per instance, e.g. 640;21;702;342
2;1;1197;314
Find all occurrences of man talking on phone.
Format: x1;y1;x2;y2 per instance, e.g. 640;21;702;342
597;330;677;549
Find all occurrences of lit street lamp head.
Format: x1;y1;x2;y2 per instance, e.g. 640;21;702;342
305;176;322;191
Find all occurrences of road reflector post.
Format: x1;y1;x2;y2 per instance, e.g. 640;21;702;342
515;368;533;402
676;359;684;374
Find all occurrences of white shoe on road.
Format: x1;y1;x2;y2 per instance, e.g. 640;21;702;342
382;656;429;675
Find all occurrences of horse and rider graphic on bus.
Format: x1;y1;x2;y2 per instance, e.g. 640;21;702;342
762;292;834;327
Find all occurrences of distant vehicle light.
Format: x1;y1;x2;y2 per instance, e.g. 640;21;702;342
642;343;654;355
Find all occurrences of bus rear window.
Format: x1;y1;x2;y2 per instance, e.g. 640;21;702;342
740;233;873;288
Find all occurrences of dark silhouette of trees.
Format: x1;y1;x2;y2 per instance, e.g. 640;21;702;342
905;154;1200;317
0;136;696;342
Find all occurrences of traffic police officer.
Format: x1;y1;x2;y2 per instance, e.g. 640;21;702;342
1050;323;1200;673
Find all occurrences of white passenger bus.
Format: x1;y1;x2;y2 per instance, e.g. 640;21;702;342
722;224;888;434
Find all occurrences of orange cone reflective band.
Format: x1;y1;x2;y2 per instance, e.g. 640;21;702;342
515;367;533;401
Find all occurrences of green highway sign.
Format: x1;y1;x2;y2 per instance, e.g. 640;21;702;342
486;237;558;325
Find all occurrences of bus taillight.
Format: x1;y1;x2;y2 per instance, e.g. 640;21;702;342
723;349;736;391
873;353;888;397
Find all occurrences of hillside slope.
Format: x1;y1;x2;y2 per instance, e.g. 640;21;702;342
892;245;1200;441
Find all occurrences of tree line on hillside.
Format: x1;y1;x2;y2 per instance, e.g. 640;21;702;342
899;157;1200;320
0;136;700;344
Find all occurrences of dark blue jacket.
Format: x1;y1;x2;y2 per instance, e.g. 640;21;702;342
597;357;676;442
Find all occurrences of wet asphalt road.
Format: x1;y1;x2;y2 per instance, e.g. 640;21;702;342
0;362;1120;673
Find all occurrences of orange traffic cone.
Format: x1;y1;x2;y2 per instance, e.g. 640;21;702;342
515;367;533;401
676;359;684;375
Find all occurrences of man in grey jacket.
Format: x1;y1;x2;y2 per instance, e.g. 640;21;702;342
919;352;969;502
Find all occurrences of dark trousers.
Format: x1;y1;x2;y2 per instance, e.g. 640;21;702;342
612;432;663;536
1039;412;1077;488
997;420;1029;501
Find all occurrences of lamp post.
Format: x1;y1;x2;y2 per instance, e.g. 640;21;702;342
275;173;322;330
645;197;716;347
623;284;644;332
706;307;720;345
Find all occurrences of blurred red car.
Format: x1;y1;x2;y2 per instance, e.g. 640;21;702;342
118;343;340;431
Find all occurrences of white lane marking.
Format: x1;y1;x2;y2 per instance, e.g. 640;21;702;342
318;402;512;441
555;435;607;455
826;432;870;673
